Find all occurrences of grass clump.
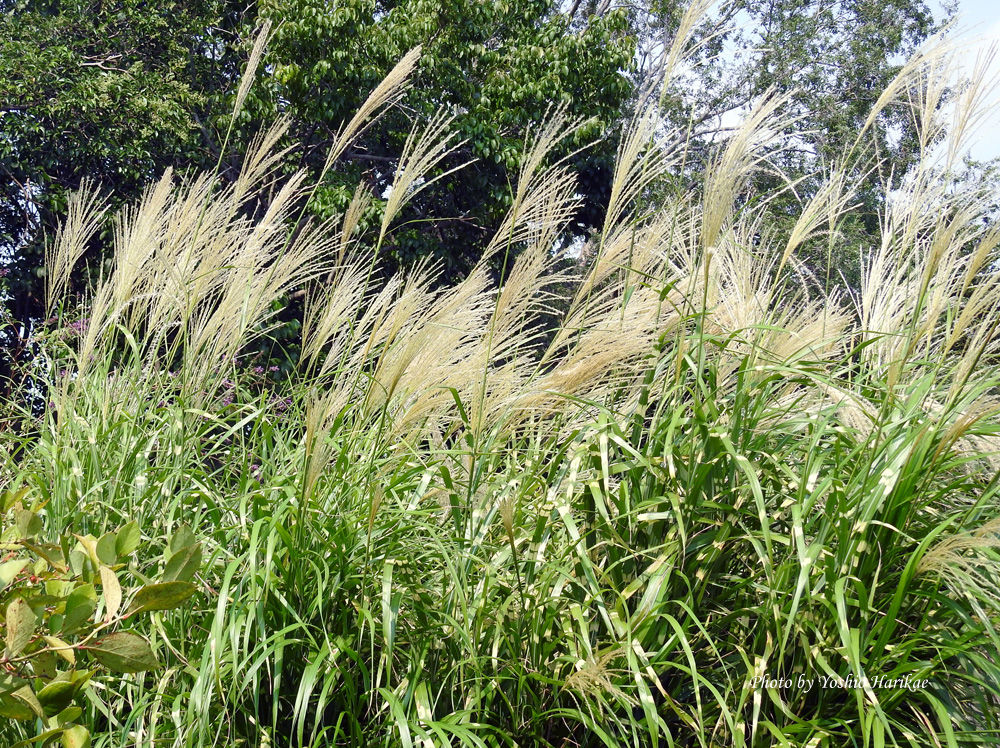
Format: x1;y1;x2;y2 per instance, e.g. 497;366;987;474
3;21;1000;748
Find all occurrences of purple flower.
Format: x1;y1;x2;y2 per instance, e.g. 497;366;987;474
252;366;264;375
269;394;292;412
268;366;280;372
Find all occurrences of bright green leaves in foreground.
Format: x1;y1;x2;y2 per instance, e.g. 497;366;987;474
0;488;200;745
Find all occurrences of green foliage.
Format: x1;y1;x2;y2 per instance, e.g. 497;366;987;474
0;0;962;349
0;490;200;745
253;0;635;278
3;11;1000;747
0;0;636;330
0;0;227;326
664;0;946;287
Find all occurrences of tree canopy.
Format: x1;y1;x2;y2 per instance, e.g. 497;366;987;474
0;0;957;336
253;0;636;278
0;0;227;322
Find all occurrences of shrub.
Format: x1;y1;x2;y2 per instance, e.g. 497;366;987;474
0;488;200;746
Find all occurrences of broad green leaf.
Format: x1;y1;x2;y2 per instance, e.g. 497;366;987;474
64;670;94;699
0;692;35;720
24;541;67;572
56;705;83;725
169;526;196;555
0;558;27;588
62;725;91;748
162;544;201;583
6;597;36;656
115;522;141;557
3;685;44;720
96;532;117;566
2;487;30;512
68;550;87;578
46;579;75;598
32;649;58;679
74;535;100;568
12;725;66;747
36;680;76;717
87;632;159;673
0;672;26;696
15;510;42;538
61;585;96;635
127;581;197;615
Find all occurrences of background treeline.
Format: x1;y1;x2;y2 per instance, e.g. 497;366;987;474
1;0;952;334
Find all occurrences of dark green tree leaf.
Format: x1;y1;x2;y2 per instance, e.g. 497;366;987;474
86;632;160;673
127;581;197;615
5;597;36;656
